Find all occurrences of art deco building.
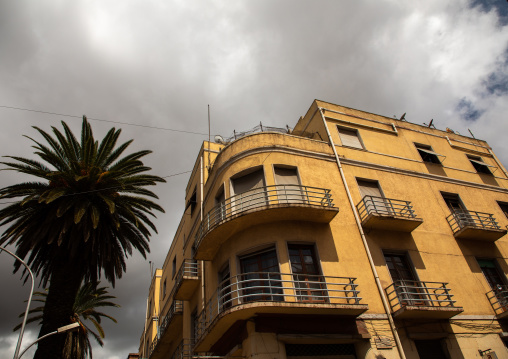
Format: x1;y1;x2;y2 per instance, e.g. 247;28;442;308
138;100;508;359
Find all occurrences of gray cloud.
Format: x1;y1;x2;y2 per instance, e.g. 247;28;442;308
1;1;508;358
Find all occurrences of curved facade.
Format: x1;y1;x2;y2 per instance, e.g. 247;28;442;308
138;100;508;359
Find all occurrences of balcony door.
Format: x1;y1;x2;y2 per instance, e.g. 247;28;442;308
231;168;267;213
357;180;392;215
239;247;283;302
442;193;472;226
288;244;327;302
384;252;425;306
274;167;304;204
215;187;226;222
478;258;508;310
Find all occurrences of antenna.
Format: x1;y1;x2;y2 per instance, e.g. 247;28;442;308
214;135;225;144
208;105;211;172
468;129;476;139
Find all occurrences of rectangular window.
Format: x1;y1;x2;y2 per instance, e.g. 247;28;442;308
383;251;426;306
414;340;450;359
441;192;472;226
186;188;197;214
215;187;226;221
357;179;392;215
231;168;267;212
239;247;282;302
274;166;304;204
477;258;506;290
498;201;508;219
415;143;442;164
162;279;167;297
337;126;364;149
172;257;177;278
467;155;493;175
288;244;327;302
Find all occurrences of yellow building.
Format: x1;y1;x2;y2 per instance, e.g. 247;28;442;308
138;100;508;359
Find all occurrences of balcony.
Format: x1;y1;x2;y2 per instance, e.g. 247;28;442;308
446;210;506;241
194;272;367;352
194;185;339;260
148;301;184;359
356;196;423;232
487;285;508;320
172;260;200;300
385;280;463;319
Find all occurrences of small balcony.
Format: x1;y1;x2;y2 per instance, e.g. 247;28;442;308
356;196;423;232
487;285;508;320
385;280;463;319
172;260;200;300
194;185;339;260
148;301;184;359
194;272;367;352
170;340;194;359
446;210;506;241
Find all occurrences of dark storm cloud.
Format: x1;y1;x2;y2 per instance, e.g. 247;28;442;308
2;1;508;358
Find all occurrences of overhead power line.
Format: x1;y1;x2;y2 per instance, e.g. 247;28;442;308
0;105;208;136
0;170;192;205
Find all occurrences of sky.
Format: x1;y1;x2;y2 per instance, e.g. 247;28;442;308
0;0;507;358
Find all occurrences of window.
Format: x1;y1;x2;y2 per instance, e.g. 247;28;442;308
162;279;167;298
441;192;473;226
215;187;226;221
498;201;508;219
239;247;282;302
172;257;177;278
477;258;506;290
231;168;267;212
288;244;326;302
383;251;425;306
337;126;364;149
414;340;450;359
186;188;197;214
415;143;442;164
357;179;392;215
467;155;493;175
274;166;303;203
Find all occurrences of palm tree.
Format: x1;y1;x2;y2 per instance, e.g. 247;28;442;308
14;282;119;359
0;117;165;358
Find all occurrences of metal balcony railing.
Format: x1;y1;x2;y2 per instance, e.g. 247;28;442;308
175;260;199;285
446;209;501;233
194;185;334;250
487;285;508;316
356;195;418;221
159;300;184;337
195;272;362;342
223;123;291;143
385;280;457;313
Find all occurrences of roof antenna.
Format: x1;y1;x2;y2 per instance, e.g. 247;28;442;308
423;119;435;129
149;261;152;278
399;113;406;121
208;105;211;173
468;128;476;139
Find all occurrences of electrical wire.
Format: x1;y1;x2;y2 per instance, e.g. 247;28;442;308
0;105;209;136
0;170;192;205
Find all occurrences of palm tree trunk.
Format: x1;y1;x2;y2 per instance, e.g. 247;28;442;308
33;256;83;359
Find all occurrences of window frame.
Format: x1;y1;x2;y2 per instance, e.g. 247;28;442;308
467;154;495;175
336;125;365;150
497;201;508;219
414;143;443;165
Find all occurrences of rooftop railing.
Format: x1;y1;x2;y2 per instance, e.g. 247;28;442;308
385;280;457;313
223;123;291;143
446;209;501;233
194;185;334;250
195;272;362;342
356;195;418;221
486;285;508;316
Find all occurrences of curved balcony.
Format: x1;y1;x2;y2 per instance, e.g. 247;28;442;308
193;272;367;352
487;285;508;320
446;210;506;241
193;185;339;260
385;280;463;319
356;196;423;232
148;301;184;359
